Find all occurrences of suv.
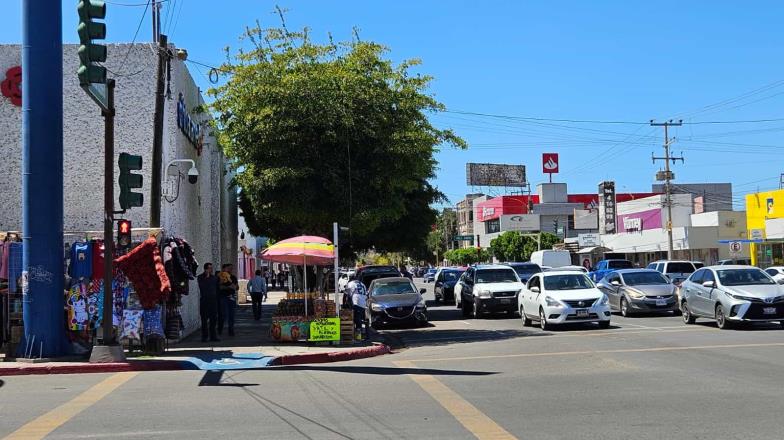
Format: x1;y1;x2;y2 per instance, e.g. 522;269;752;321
454;265;523;318
647;260;697;284
355;265;402;289
504;262;542;283
589;259;634;282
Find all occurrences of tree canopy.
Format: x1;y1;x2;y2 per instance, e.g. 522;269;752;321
489;232;560;262
209;23;465;255
444;248;491;266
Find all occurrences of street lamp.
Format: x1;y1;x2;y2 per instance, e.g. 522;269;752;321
333;222;350;316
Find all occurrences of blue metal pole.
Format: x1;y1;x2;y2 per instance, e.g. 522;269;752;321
21;0;66;357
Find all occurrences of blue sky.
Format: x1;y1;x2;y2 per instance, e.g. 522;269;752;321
3;1;783;208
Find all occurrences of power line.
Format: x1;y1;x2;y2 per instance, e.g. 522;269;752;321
114;0;151;77
105;0;167;6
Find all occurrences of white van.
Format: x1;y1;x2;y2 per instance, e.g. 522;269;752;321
530;250;571;269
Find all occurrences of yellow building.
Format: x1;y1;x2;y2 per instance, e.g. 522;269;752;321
745;189;784;266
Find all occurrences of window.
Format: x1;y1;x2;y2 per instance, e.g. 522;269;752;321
476;269;518;284
485;219;500;234
527;276;540;290
608;260;634;269
371;280;417;296
665;262;695;274
469;210;473;222
689;269;705;284
607;273;621;284
703;270;715;284
622;272;669;286
717;268;774;286
765;268;779;276
655;263;665;272
646;263;657;270
543;274;594;291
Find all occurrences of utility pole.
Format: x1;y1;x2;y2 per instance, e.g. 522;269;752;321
651;119;684;260
151;0;160;42
150;34;169;228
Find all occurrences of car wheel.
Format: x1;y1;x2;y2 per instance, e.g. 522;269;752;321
682;301;696;324
461;298;470;317
620;298;630;317
715;304;732;329
539;308;551;331
598;320;610;329
521;306;532;327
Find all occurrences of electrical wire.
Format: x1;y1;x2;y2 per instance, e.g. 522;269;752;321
104;0;168;6
113;0;151;78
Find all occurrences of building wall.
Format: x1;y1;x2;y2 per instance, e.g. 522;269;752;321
0;44;236;336
652;182;733;212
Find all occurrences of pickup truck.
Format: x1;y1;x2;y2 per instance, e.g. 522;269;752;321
589;259;634;282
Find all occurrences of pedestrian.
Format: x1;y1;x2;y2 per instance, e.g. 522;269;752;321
277;271;285;290
347;276;368;340
271;269;277;290
247;269;267;320
217;263;239;336
400;265;413;280
197;262;220;342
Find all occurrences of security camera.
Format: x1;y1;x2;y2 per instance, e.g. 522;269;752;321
187;166;199;184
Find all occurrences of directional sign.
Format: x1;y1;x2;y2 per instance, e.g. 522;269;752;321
729;241;742;255
454;235;474;241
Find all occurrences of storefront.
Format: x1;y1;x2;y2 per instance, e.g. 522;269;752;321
746;189;784;267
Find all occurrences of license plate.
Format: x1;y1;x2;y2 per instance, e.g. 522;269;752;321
656;299;667;306
500;298;511;304
763;307;777;315
576;309;589;317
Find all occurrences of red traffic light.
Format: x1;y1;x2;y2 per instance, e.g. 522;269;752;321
117;219;132;249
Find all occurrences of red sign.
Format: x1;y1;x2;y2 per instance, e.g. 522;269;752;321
1;66;22;107
542;153;559;174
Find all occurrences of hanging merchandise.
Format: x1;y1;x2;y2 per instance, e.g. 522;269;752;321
143;305;165;337
120;310;143;341
7;242;22;293
161;237;198;295
69;241;93;279
91;240;104;281
86;279;104;330
66;284;89;331
114;237;171;309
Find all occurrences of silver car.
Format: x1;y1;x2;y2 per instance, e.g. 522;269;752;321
366;277;428;328
596;269;679;317
680;265;784;329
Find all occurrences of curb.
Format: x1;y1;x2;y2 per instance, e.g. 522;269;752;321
0;360;185;377
271;343;392;366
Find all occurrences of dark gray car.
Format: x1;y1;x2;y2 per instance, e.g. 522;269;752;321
597;269;679;317
366;277;428;328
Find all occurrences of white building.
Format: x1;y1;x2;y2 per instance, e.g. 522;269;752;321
0;43;238;335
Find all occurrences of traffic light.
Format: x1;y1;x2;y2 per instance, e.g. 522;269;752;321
553;218;559;232
117;219;132;249
77;0;107;86
119;152;143;210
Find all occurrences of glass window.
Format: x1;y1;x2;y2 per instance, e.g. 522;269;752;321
656;263;665;272
622;271;669;286
527;276;540;290
665;262;695;274
371;280;417;295
608;260;634;269
476;269;518;284
443;270;464;281
717;268;774;286
544;274;594;291
703;270;715;284
689;269;705;284
512;264;541;278
646;263;657;270
485;219;501;234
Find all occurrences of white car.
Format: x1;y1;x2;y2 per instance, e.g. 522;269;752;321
455;265;523;318
764;267;784;284
518;271;611;330
545;265;588;274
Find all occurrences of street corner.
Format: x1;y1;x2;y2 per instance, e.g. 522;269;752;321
270;342;392;366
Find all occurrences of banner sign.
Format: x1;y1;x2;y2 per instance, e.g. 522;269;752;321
466;163;527;187
177;93;205;155
309;317;341;341
598;181;617;234
542;153;559;174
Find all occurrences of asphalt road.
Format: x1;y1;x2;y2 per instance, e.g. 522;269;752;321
3;277;784;439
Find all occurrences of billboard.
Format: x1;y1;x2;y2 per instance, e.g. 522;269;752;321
500;214;540;232
466;163;527;187
598;181;617;234
617;208;662;233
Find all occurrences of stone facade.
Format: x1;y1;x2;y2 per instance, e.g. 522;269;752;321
0;43;238;335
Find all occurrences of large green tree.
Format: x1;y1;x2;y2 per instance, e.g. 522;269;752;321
490;232;561;262
209;24;465;255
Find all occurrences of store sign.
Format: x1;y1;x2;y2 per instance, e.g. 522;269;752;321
500;214;540;232
1;65;22;107
598;181;616;234
466;163;527;187
750;228;765;240
309;317;340;342
618;208;662;233
542;153;559;174
578;233;600;247
176;93;204;155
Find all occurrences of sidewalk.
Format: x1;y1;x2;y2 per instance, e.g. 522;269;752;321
0;289;391;376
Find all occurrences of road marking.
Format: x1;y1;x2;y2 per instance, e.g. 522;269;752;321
459;320;473;326
4;372;138;440
394;360;517;440
612;321;662;330
406;342;784;363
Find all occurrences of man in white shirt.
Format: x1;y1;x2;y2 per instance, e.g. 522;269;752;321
347;278;368;339
247;270;267;320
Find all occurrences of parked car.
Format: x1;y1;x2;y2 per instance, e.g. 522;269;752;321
692;261;705;269
764;266;784;284
455;265;523;318
434;267;466;303
596;269;679;317
366;277;428;328
423;268;437;283
589;259;634;282
647;260;697;282
718;258;752;266
519;271;611;330
504;262;542;283
355;265;402;289
680;265;784;329
546;265;588;273
530;250;572;269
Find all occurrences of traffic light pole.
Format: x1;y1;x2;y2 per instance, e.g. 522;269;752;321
90;79;124;362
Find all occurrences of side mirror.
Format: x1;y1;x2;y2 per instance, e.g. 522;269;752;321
702;281;716;288
531;286;540;293
777;279;784;285
610;280;620;286
420;288;427;294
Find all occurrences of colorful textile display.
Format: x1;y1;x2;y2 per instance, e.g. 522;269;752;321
114;238;171;309
120;310;143;341
161;237;198;295
69;242;93;279
143;306;165;337
66;284;89;330
86;280;104;330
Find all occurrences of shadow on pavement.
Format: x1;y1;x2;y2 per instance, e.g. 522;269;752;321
266;365;498;376
694;320;783;331
382;328;549;348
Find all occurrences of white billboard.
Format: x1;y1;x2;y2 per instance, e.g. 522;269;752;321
500;214;540;232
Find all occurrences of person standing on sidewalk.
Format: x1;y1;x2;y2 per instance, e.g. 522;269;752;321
270;269;277;290
277;271;285;290
217;263;239;336
197;263;220;342
348;276;369;340
247;269;267;320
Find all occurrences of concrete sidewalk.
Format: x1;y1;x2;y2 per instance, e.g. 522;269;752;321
0;290;390;376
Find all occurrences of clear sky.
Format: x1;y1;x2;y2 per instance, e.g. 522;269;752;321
3;1;783;209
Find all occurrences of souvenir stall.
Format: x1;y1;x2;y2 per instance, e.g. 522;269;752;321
262;236;352;344
0;232;24;356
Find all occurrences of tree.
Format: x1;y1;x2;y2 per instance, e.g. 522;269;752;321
425;208;458;262
490;232;561;262
210;22;465;256
444;248;490;266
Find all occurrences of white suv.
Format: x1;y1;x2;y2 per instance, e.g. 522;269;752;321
455;265;523;319
519;271;611;330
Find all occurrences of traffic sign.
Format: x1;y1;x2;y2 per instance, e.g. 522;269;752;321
454;235;473;241
729;241;742;255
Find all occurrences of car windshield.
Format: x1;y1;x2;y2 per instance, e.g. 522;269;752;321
608;261;633;269
371;280;417;295
512;265;540;277
693;262;705;269
665;262;694;274
476;269;518;284
717;269;775;286
622;272;669;286
443;271;464;281
362;273;400;288
544;274;594;290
